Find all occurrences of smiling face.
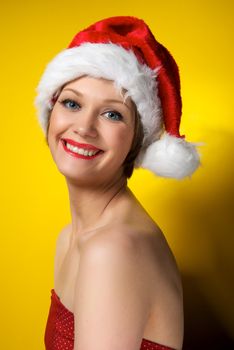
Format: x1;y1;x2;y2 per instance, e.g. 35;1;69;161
47;76;136;186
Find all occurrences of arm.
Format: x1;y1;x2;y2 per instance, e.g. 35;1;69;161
73;232;151;350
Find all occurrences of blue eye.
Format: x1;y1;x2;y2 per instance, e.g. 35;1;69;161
60;99;80;110
104;111;123;121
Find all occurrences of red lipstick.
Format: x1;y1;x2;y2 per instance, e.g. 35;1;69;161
62;138;101;151
60;138;103;160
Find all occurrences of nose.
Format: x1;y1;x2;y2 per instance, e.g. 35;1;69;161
72;109;98;139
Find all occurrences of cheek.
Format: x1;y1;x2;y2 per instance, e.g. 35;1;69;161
47;109;69;146
49;110;66;133
107;125;134;154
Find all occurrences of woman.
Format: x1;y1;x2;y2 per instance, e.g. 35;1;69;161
35;16;201;350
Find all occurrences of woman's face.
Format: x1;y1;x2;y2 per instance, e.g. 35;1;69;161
47;76;135;186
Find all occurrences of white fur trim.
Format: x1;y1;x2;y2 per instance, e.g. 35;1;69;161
138;132;202;179
35;42;163;145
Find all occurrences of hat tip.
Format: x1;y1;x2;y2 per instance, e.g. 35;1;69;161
138;132;201;179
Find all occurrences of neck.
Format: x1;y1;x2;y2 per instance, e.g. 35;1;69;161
65;174;128;244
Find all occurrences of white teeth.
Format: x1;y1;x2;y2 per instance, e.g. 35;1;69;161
73;146;78;152
66;142;99;157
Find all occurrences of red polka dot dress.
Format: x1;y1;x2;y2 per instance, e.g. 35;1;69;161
44;289;175;350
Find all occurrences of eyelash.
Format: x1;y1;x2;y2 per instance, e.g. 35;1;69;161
59;98;123;121
103;111;123;121
59;99;80;110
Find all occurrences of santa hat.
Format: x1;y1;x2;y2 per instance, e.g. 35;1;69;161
35;16;202;179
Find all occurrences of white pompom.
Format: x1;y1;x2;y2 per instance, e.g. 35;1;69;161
139;132;202;179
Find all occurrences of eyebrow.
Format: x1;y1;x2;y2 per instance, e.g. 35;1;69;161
62;88;131;111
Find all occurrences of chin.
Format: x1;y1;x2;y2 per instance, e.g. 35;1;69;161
58;162;123;187
57;164;87;179
55;164;98;186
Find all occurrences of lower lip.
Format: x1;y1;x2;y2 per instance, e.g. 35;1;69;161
61;140;103;160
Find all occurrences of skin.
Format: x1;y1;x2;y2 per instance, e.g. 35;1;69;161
47;76;184;350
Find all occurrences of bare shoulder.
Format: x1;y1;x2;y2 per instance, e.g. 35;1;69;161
80;223;155;271
77;224;156;312
80;223;182;304
75;224;183;349
79;225;146;277
82;223;182;292
73;225;153;349
55;223;72;252
54;223;72;273
105;224;184;318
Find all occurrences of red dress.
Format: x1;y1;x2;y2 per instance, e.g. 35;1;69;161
45;289;175;350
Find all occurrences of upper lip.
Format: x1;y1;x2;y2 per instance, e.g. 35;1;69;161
61;138;102;151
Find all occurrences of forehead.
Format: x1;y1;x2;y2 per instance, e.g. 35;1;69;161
61;76;133;108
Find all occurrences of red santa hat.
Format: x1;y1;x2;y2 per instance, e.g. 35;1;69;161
35;16;202;179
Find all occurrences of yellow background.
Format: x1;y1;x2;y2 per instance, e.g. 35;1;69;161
1;0;233;348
